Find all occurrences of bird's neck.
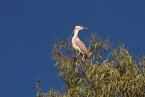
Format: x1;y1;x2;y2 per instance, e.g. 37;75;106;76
73;29;80;37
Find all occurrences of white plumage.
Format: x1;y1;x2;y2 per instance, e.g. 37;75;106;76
72;25;89;57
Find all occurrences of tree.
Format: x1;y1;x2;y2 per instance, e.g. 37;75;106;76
36;34;145;97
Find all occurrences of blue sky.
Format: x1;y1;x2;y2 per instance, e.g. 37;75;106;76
0;0;145;97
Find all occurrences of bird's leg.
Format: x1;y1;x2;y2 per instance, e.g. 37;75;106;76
76;51;80;57
82;54;85;61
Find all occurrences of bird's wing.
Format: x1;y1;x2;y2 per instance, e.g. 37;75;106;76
75;38;88;53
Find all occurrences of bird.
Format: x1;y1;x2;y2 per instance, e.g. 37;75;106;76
71;25;91;60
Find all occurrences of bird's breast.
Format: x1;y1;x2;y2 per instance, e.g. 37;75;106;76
72;37;78;50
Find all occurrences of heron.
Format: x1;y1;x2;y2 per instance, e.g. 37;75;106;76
72;25;91;60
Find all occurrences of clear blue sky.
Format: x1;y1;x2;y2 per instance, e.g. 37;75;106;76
0;0;145;97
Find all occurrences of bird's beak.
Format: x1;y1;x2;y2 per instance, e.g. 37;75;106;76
81;25;88;29
83;26;88;29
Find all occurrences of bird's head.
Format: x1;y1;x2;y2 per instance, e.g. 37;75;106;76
74;25;87;32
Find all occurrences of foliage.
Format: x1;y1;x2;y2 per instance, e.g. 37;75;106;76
37;34;145;97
